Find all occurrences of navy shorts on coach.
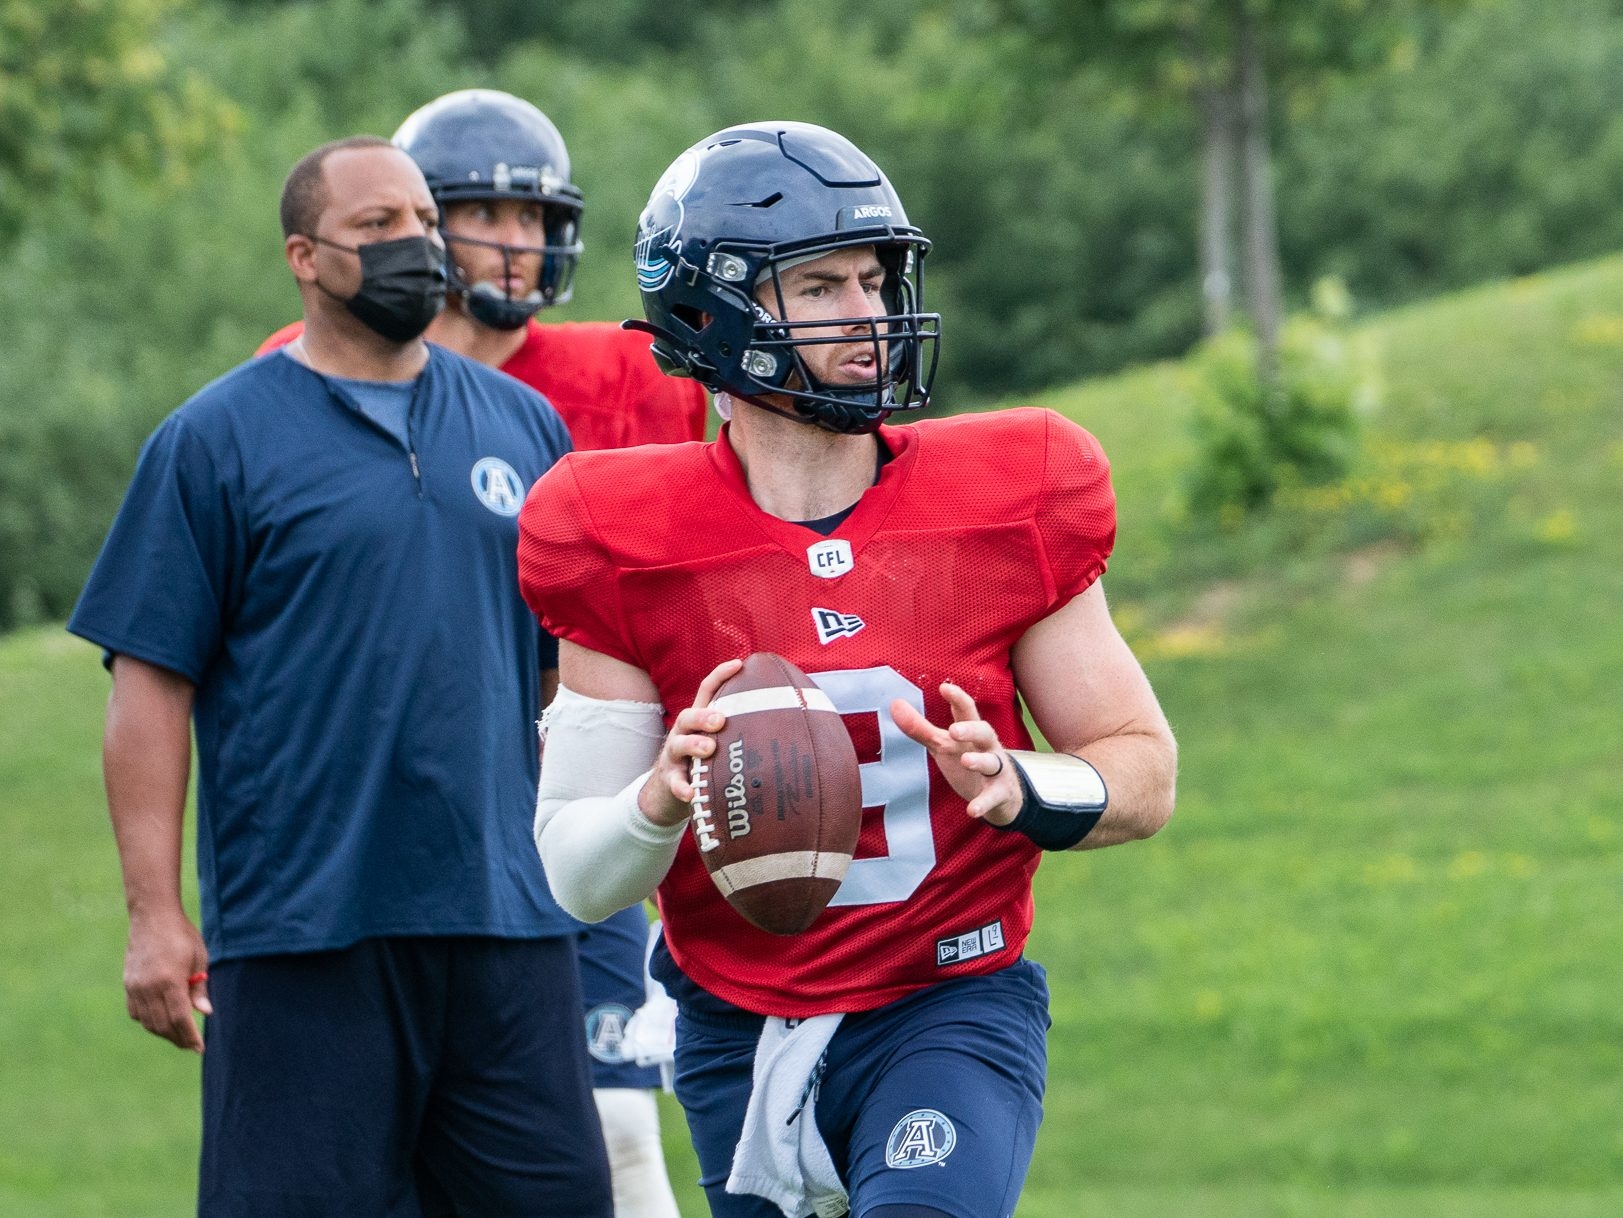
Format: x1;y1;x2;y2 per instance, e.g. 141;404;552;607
655;940;1050;1218
200;936;612;1218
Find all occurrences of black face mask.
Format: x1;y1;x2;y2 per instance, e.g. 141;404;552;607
310;234;447;342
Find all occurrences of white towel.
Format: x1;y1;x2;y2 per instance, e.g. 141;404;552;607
725;1014;849;1218
622;991;677;1085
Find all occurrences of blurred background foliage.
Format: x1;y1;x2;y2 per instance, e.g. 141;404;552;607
5;0;1623;627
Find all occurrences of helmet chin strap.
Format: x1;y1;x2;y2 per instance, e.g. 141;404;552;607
733;391;827;429
461;282;543;331
767;356;894;435
733;385;891;436
618;322;900;435
446;234;548;330
717;342;893;434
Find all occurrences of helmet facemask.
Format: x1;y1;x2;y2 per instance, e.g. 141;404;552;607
442;205;582;331
718;236;940;434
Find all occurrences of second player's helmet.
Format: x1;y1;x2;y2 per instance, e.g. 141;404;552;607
393;89;585;329
630;121;940;434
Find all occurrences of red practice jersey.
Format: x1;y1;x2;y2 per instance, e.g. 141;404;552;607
518;408;1116;1017
255;319;707;450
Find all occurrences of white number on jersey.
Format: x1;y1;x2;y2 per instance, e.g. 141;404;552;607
809;666;934;906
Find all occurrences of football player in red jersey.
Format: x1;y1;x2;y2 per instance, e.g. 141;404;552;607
260;91;695;1218
258;90;707;452
519;122;1177;1218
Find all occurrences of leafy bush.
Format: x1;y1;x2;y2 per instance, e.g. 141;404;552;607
1181;280;1376;527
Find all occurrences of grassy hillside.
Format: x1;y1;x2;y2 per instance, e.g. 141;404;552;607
2;254;1620;1216
1020;254;1623;1215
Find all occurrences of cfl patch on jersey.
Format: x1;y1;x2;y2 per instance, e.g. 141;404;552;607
806;538;854;579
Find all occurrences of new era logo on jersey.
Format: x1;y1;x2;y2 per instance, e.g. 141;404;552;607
812;608;866;645
807;538;854;579
935;919;1005;967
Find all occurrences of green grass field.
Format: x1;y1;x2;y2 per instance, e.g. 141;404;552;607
3;255;1621;1216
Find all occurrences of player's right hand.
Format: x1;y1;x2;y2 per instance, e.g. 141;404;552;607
123;908;211;1053
892;681;1025;826
638;657;744;829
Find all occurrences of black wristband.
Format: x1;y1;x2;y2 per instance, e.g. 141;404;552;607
991;752;1107;851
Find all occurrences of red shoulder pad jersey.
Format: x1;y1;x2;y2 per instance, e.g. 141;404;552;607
255;319;707;449
518;407;1116;1017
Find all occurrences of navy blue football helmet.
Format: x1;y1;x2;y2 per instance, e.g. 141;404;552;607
393;89;585;329
629;121;939;434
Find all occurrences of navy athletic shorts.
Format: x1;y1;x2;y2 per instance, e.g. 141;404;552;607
654;940;1050;1218
578;904;663;1090
199;936;612;1218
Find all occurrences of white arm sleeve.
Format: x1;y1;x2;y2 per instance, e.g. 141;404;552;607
535;685;685;924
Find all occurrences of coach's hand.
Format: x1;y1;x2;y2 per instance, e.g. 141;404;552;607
892;681;1024;827
638;658;745;829
124;908;211;1053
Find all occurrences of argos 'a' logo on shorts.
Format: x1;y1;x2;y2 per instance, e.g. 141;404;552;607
885;1109;957;1169
585;1003;633;1063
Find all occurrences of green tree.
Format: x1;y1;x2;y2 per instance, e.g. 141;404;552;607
977;0;1473;373
1281;0;1623;304
425;0;756;65
0;0;229;241
687;0;1202;402
0;0;459;629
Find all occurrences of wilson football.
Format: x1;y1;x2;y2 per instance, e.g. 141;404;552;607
688;652;862;935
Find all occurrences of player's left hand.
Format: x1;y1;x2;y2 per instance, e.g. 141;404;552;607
891;682;1023;826
638;657;745;828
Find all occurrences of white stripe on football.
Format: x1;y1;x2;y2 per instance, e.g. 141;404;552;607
709;686;838;717
710;850;855;894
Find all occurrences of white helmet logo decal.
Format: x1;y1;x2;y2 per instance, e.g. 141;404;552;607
636;150;700;292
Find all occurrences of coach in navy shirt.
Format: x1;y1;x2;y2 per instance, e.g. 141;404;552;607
69;136;612;1216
